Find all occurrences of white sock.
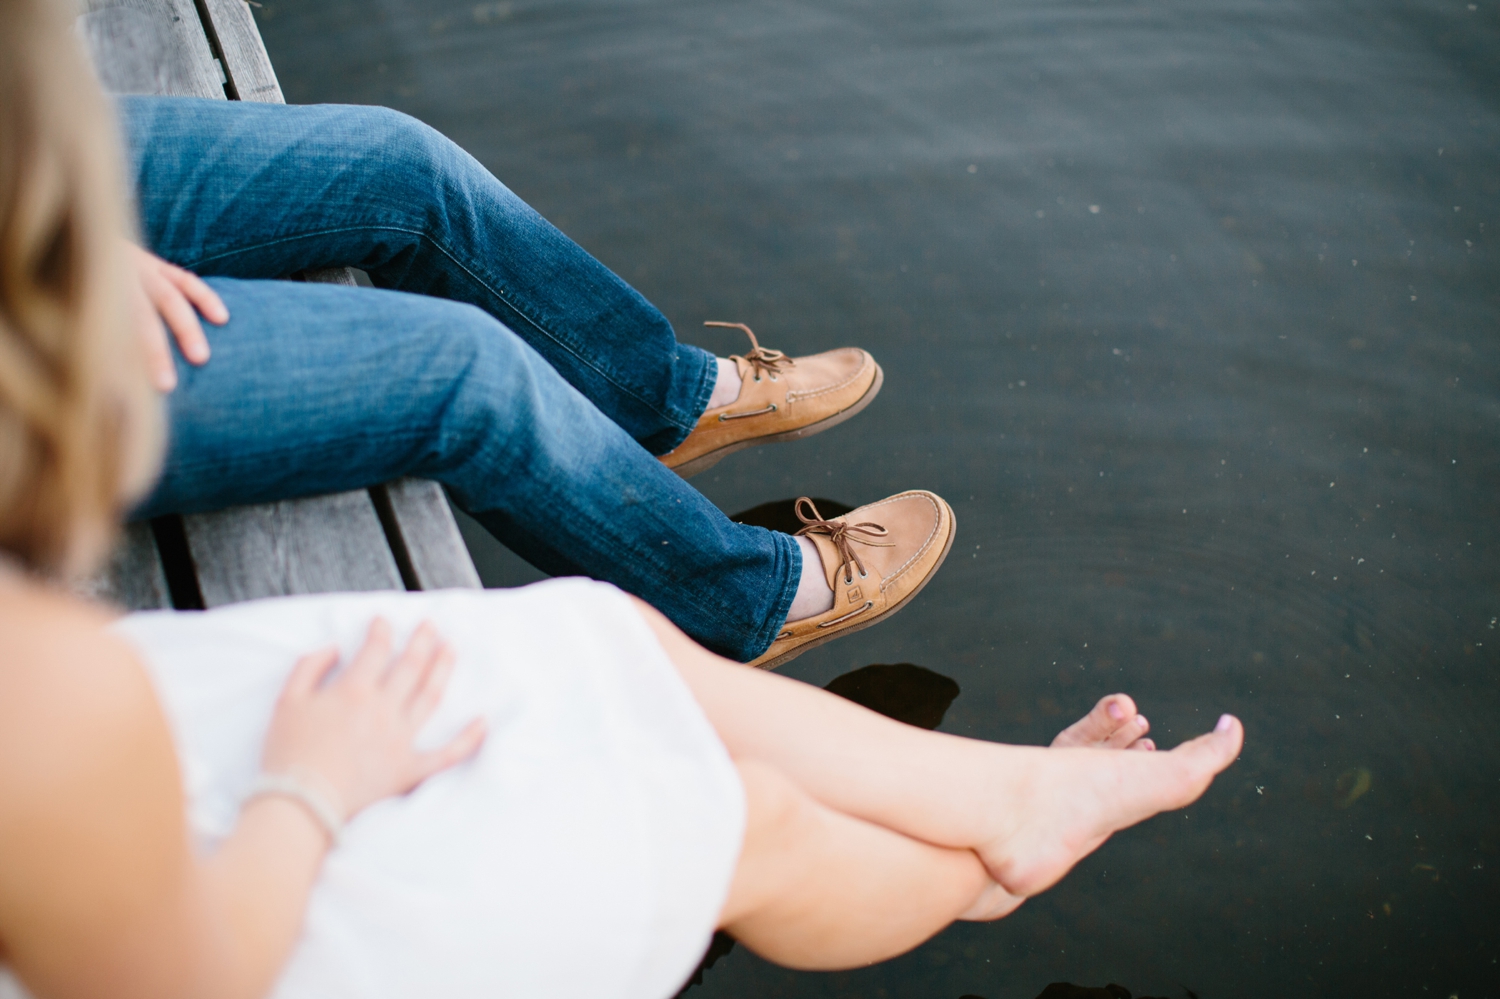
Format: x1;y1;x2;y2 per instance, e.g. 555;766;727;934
706;357;742;410
786;534;835;622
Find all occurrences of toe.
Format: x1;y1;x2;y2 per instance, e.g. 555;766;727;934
1131;738;1157;752
1105;712;1150;749
1051;693;1139;748
1164;715;1244;801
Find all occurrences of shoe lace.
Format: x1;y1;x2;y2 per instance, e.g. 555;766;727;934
704;321;795;381
792;497;893;585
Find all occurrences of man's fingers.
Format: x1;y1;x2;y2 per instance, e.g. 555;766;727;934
163;261;229;326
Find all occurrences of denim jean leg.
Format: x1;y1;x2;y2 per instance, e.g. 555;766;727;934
134;278;796;661
118;95;715;454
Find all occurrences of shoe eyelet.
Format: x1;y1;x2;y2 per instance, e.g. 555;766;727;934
859;569;868;578
768;403;777;411
754;375;762;383
770;374;779;382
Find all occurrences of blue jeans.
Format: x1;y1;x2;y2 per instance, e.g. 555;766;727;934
121;96;799;661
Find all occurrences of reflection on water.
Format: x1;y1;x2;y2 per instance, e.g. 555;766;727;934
261;0;1498;995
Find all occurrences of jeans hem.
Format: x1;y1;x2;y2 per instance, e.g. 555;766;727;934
740;529;802;661
651;343;717;455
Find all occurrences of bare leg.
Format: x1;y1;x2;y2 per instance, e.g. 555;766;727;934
632;598;1242;898
719;760;998;969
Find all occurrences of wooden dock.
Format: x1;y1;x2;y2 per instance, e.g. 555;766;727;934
79;0;482;611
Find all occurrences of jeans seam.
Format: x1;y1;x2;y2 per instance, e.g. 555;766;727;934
187;225;700;435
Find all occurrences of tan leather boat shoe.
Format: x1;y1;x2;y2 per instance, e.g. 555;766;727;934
661;322;883;478
747;492;956;670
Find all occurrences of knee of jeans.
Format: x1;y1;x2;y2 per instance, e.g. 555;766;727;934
425;308;550;438
352;106;466;196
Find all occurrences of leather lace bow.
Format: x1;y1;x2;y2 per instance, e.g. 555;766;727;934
705;321;795;381
793;497;893;585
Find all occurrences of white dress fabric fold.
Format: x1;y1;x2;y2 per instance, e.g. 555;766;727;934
1;578;744;999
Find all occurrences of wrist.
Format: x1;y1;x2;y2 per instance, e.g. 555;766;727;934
244;768;346;848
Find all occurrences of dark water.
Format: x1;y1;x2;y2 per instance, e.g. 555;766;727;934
256;0;1498;995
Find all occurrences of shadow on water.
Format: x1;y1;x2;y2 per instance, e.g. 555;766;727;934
728;497;853;535
1027;985;1180;999
824;662;962;730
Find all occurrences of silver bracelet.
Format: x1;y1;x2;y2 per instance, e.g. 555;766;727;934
245;769;346;848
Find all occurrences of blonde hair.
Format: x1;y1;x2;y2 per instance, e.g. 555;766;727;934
0;0;163;578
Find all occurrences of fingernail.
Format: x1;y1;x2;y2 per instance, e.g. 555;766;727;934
1136;715;1148;728
1215;713;1234;733
1107;701;1124;720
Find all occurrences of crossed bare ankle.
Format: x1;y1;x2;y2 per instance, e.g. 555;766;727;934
971;707;1242;905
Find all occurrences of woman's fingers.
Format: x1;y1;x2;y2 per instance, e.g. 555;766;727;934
142;265;211;366
162;261;229;325
406;645;457;724
131;271;178;392
384;622;444;702
343;617;394;687
128;243;224;368
410;717;487;786
284;645;341;698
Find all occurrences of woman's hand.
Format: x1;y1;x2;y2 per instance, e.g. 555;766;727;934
260;618;487;821
128;242;228;392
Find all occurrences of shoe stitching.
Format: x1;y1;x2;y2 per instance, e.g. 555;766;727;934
859;492;943;590
786;351;873;403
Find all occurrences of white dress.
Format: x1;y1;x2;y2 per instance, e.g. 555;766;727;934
1;578;745;999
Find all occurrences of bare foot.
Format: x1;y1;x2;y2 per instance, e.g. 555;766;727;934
961;694;1160;922
1050;693;1156;751
979;714;1244;899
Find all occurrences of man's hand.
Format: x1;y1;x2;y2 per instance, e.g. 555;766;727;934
129;243;228;392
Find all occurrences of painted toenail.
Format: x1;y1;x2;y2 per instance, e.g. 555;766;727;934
1108;702;1124;720
1215;713;1233;733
